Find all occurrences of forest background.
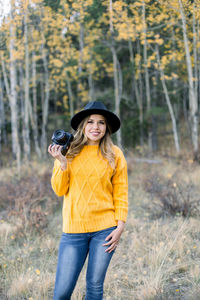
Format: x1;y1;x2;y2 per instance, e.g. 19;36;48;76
1;0;200;299
0;0;200;168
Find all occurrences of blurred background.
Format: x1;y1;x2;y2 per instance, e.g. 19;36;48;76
1;1;200;299
0;0;200;168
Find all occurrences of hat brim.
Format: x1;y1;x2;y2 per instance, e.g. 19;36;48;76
71;109;120;134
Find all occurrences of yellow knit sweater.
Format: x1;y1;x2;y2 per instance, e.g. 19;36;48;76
51;145;128;233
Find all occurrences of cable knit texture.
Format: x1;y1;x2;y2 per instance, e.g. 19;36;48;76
51;145;128;233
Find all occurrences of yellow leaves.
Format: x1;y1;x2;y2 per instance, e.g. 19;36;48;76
78;89;89;102
161;55;169;67
113;1;127;12
72;2;81;11
104;63;113;75
31;0;42;4
32;30;40;42
85;0;94;6
155;35;164;45
35;269;40;275
169;0;179;10
156;39;164;45
172;72;178;79
52;59;63;68
115;23;130;40
135;54;142;67
148;15;156;23
148;53;156;62
33;55;42;62
63;95;68;109
133;1;143;7
163;74;172;80
135;24;144;33
62;3;70;12
117;31;129;40
11;49;24;61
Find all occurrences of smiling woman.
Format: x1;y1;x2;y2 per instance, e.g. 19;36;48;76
84;115;107;145
48;101;128;300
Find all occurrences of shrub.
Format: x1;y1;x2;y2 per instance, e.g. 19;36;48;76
0;171;59;233
144;174;200;218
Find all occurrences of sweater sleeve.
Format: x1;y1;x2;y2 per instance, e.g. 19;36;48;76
112;147;128;222
51;159;70;197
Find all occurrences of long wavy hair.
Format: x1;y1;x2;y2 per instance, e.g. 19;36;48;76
67;115;116;169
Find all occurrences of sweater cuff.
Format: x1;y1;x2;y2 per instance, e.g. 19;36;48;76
115;209;128;222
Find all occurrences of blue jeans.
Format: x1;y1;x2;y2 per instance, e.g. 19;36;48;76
53;226;116;300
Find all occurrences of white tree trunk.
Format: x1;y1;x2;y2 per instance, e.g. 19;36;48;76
31;43;42;158
109;0;122;147
40;27;50;155
66;71;74;119
24;6;31;160
0;78;3;152
128;39;144;145
179;0;198;158
9;2;21;170
192;3;198;103
156;45;180;153
142;0;152;152
88;64;94;101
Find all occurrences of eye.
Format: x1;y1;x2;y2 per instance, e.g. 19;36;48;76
99;121;105;124
87;120;93;123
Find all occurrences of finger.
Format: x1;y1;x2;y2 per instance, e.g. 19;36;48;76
103;240;113;246
48;145;51;153
103;238;119;247
56;145;62;153
105;243;117;253
105;232;113;241
51;145;56;152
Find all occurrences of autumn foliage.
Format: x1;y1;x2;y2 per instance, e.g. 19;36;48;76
0;0;200;168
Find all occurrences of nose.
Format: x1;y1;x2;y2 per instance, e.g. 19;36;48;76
93;122;99;129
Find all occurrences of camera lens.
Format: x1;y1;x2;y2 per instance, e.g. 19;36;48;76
52;130;68;145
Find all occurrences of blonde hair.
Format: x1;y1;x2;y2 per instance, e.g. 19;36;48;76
67;115;116;169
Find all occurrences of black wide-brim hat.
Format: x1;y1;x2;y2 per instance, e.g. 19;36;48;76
71;101;120;134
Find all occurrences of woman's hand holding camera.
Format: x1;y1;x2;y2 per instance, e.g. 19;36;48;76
48;144;67;171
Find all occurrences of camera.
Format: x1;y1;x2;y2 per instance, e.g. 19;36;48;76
51;129;73;156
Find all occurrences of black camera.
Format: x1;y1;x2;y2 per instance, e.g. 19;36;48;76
51;129;73;156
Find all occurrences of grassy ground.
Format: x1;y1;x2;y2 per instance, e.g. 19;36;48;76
1;154;200;299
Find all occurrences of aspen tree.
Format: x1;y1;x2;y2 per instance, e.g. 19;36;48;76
156;44;180;153
30;27;42;157
109;0;122;147
8;0;21;170
0;78;4;152
39;7;50;155
142;0;152;153
23;0;31;160
178;0;198;159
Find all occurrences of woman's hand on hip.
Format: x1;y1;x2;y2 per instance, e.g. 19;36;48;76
103;222;125;253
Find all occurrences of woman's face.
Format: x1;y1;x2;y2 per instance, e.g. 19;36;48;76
84;114;107;145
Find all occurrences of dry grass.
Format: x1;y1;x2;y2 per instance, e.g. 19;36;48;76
1;157;200;299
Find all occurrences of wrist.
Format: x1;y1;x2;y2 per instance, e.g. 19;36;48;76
60;158;67;171
117;220;125;231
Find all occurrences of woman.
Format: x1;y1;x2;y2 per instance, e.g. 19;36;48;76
48;101;128;300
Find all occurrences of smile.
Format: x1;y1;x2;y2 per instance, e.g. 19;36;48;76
90;132;100;135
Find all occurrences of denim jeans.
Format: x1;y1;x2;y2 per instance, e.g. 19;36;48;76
53;226;116;300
